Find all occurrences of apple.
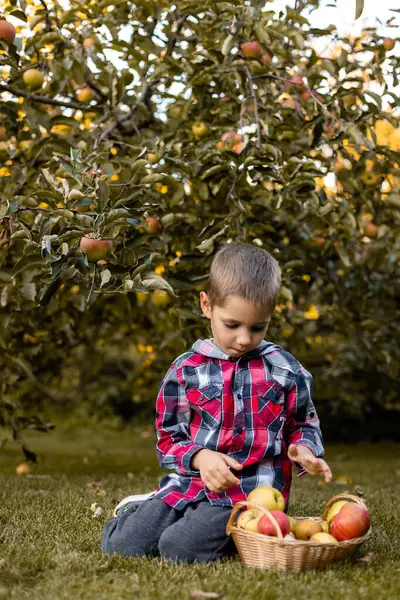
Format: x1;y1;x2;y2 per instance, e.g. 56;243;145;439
16;462;31;475
310;532;339;544
383;38;395;51
320;521;329;533
23;69;44;90
221;131;242;147
314;236;325;246
294;519;322;541
361;172;380;186
241;41;263;59
261;53;272;66
258;510;291;537
364;222;379;237
83;37;95;49
232;142;245;155
326;500;348;523
237;509;259;529
77;87;94;103
79;235;112;262
152;289;170;308
0;20;16;44
247;485;285;512
244;516;261;533
288;516;297;533
329;503;370;541
192;122;208;138
146;215;161;233
147;152;160;164
287;75;304;93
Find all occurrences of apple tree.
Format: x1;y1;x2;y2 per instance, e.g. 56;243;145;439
0;0;399;454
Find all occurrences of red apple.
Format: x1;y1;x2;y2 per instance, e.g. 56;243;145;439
79;235;112;262
241;41;263;59
146;215;161;233
383;38;395;51
0;20;16;44
258;511;291;537
287;75;305;93
329;503;370;541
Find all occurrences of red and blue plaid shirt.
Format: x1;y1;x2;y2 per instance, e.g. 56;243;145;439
154;339;324;510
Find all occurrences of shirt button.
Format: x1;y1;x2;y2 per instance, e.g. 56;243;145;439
237;394;242;400
237;427;243;434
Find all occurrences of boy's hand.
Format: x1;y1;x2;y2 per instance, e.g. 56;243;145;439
288;444;332;483
191;449;243;493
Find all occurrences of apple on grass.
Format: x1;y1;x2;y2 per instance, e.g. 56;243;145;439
246;485;285;513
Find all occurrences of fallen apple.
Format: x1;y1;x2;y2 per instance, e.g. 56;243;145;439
294;519;322;541
258;510;291;537
247;485;285;513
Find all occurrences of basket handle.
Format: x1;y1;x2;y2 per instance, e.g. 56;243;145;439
226;500;284;539
322;493;368;521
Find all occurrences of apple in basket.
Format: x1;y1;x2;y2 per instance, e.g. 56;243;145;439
258;511;291;537
329;503;370;541
246;485;285;513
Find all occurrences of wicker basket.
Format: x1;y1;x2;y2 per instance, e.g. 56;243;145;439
226;493;372;571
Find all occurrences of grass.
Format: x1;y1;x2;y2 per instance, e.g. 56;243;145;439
0;421;399;600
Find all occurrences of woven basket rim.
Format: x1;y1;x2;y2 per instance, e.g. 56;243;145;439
230;523;372;547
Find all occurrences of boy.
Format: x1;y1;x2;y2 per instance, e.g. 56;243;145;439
102;242;332;563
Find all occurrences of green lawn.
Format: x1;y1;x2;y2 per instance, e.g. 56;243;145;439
0;422;399;600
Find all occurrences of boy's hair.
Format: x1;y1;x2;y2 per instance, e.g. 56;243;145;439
207;242;281;312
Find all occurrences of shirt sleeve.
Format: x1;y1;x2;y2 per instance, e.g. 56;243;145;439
155;361;203;476
284;364;325;477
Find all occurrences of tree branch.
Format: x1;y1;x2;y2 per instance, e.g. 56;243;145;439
0;84;103;111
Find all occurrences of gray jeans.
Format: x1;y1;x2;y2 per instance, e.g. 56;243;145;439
101;497;236;563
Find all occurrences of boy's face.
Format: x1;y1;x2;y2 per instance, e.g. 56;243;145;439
200;293;271;357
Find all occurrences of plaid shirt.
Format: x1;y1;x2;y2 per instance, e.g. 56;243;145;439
154;339;324;510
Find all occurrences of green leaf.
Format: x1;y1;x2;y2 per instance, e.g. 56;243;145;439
141;273;175;296
355;0;364;20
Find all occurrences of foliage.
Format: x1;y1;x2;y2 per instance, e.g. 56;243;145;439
0;0;399;447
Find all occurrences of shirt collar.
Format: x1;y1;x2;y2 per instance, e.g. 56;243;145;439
192;338;275;360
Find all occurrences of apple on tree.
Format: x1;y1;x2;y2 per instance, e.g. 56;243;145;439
241;41;263;58
0;19;16;44
79;235;113;262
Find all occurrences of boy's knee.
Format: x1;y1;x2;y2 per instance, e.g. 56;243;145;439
158;527;199;563
101;516;155;558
